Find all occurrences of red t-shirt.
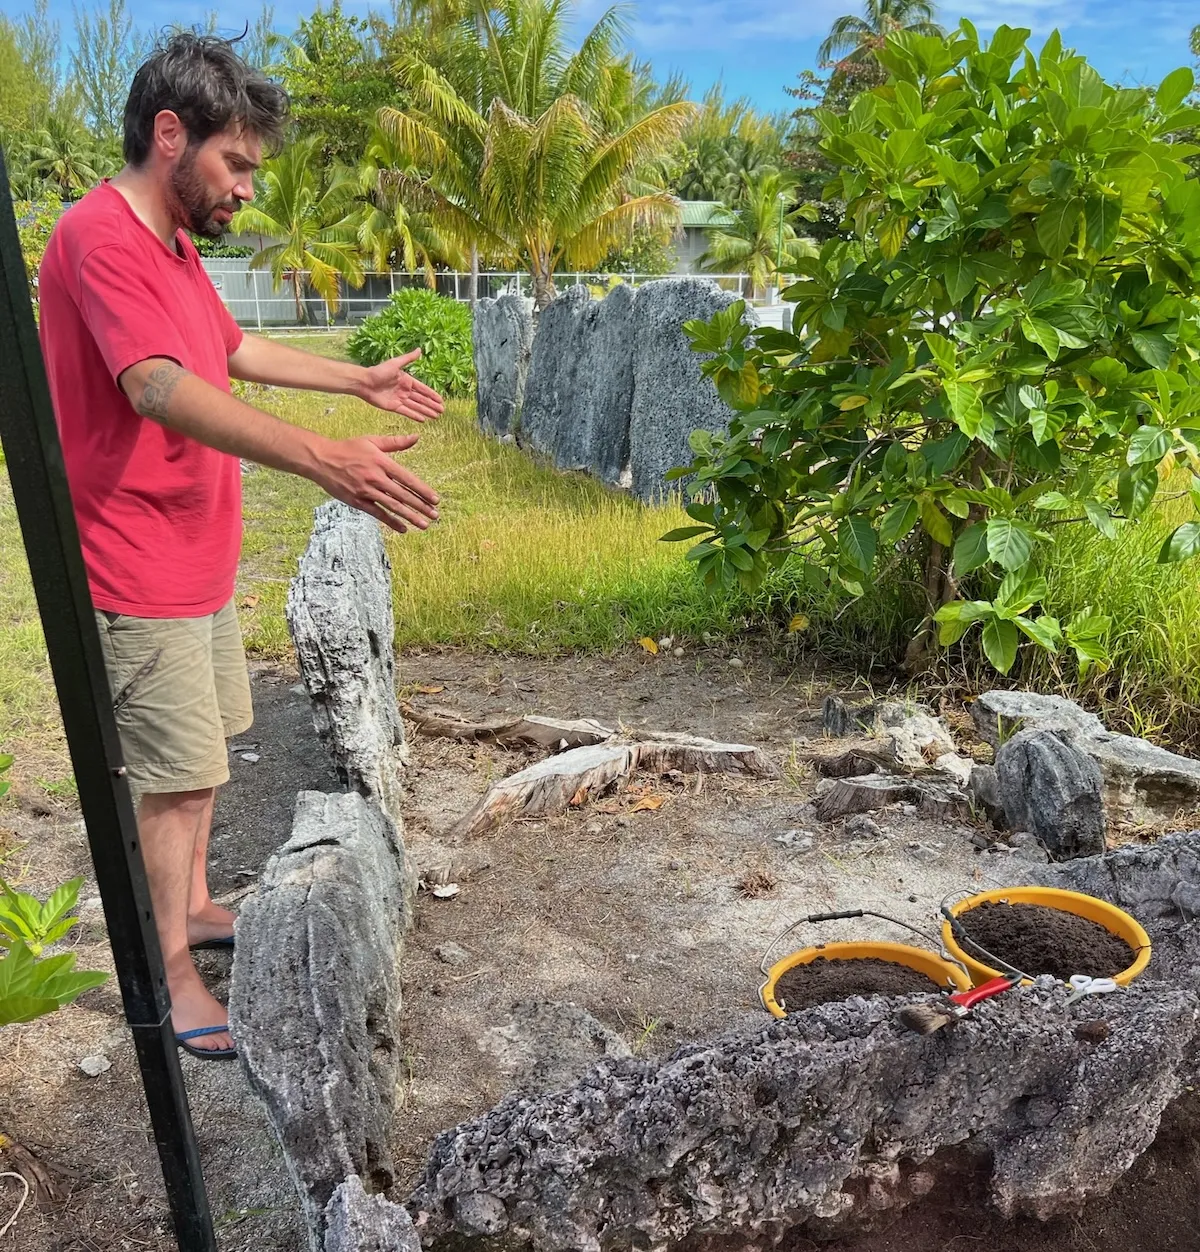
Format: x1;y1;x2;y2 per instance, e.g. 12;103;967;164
38;180;244;618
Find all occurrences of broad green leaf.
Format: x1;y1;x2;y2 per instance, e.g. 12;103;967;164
879;499;919;546
934;599;993;645
996;568;1048;614
943;379;984;436
1158;522;1200;563
1033;490;1073;511
1084;194;1121;254
1084;499;1117;539
1023;317;1061;360
1088;357;1127;388
920;497;954;547
838;516;878;574
923;333;956;372
1130;331;1172;370
838;394;870;410
1127;425;1172;466
1028;407;1065;445
883;441;909;479
986;517;1034;570
981;617;1019;674
878;214;910;259
1118;467;1158;518
944;256;976;304
1016;615;1063;651
1036;197;1081;258
952;522;990;575
660;526;711;543
1158;67;1195;114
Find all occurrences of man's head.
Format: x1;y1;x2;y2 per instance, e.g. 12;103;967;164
123;33;289;238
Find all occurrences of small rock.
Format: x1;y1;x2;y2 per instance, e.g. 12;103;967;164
230;741;258;753
658;636;673;650
289;683;307;696
585;821;602;835
616;816;631;828
435;942;470;967
774;829;814;852
79;1054;111;1077
996;729;1106;860
967;763;1005;825
844;815;883;840
667;858;683;870
80;895;104;916
430;883;460;899
673;647;684;658
908;893;919;903
901;804;918;817
934;752;974;787
239;752;261;764
906;842;940;864
728;657;744;669
1074;1020;1111;1044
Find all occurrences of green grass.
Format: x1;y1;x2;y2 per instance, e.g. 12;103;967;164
236;382;749;657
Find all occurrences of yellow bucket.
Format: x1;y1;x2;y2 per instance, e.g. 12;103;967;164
942;886;1151;988
759;940;971;1019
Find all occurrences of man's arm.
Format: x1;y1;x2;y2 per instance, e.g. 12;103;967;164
227;335;444;423
121;358;439;533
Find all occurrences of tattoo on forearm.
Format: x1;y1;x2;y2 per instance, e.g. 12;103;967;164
139;362;183;419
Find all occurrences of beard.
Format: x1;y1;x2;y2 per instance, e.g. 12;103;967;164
170;145;240;239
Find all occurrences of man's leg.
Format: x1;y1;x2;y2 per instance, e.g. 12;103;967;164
185;788;236;945
139;788;233;1053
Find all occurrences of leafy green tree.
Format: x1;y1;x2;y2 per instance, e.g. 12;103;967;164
270;2;397;163
818;0;941;68
356;126;465;278
15;196;64;309
670;84;787;205
670;26;1200;679
26;115;107;198
0;18;48;137
700;169;817;297
381;0;693;308
231;135;365;320
71;0;150;141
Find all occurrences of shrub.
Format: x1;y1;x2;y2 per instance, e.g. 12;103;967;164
670;24;1200;678
347;288;475;398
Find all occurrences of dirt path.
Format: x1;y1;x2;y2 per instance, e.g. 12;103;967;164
1;647;1197;1251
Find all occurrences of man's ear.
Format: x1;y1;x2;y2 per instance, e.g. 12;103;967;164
151;110;188;162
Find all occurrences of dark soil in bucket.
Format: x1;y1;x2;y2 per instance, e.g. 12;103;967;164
772;956;939;1012
958;901;1133;981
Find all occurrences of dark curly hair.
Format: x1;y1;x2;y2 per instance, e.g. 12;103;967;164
123;32;289;165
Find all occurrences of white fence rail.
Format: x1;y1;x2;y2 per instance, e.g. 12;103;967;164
201;263;756;331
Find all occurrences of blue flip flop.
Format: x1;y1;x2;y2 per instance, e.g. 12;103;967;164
189;934;235;951
176;1026;238;1061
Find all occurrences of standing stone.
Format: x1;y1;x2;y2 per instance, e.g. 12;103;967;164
628;278;753;503
230;792;410;1250
324;1176;421;1252
995;728;1106;860
286;501;407;834
520;285;592;458
562;282;636;484
473;293;535;438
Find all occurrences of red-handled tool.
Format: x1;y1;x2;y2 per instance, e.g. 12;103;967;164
898;972;1021;1035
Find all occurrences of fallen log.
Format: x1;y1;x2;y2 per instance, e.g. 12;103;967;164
402;705;614;752
815;774;970;822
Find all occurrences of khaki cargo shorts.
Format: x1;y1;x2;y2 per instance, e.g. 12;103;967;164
94;598;254;801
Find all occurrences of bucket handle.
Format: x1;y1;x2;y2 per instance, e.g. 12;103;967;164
758;908;970;978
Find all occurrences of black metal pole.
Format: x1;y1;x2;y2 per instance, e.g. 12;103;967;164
0;155;216;1251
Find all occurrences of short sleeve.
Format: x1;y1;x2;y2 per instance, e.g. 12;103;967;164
213;282;243;357
77;246;190;383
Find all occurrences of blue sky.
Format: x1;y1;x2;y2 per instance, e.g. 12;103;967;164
8;0;1196;116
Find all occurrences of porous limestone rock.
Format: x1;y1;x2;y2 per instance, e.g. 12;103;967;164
287;501;408;833
473;294;535;438
561;282;636;484
230;791;410;1250
519;285;592;458
995;728;1107;860
628;278;751;503
972;690;1200;824
324;1176;421;1252
407;981;1199;1249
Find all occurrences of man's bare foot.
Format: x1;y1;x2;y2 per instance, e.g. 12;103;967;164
186;900;237;946
170;971;234;1053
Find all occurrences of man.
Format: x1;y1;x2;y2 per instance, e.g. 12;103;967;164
38;34;444;1060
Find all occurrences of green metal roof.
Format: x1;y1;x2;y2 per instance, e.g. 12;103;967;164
678;200;736;228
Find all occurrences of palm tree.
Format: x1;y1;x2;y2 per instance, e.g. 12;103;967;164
818;0;942;67
355;126;466;281
380;0;695;308
700;169;817;299
231;135;365;322
26;114;104;199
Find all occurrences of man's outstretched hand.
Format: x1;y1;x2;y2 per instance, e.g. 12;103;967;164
356;349;445;421
312;433;440;533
